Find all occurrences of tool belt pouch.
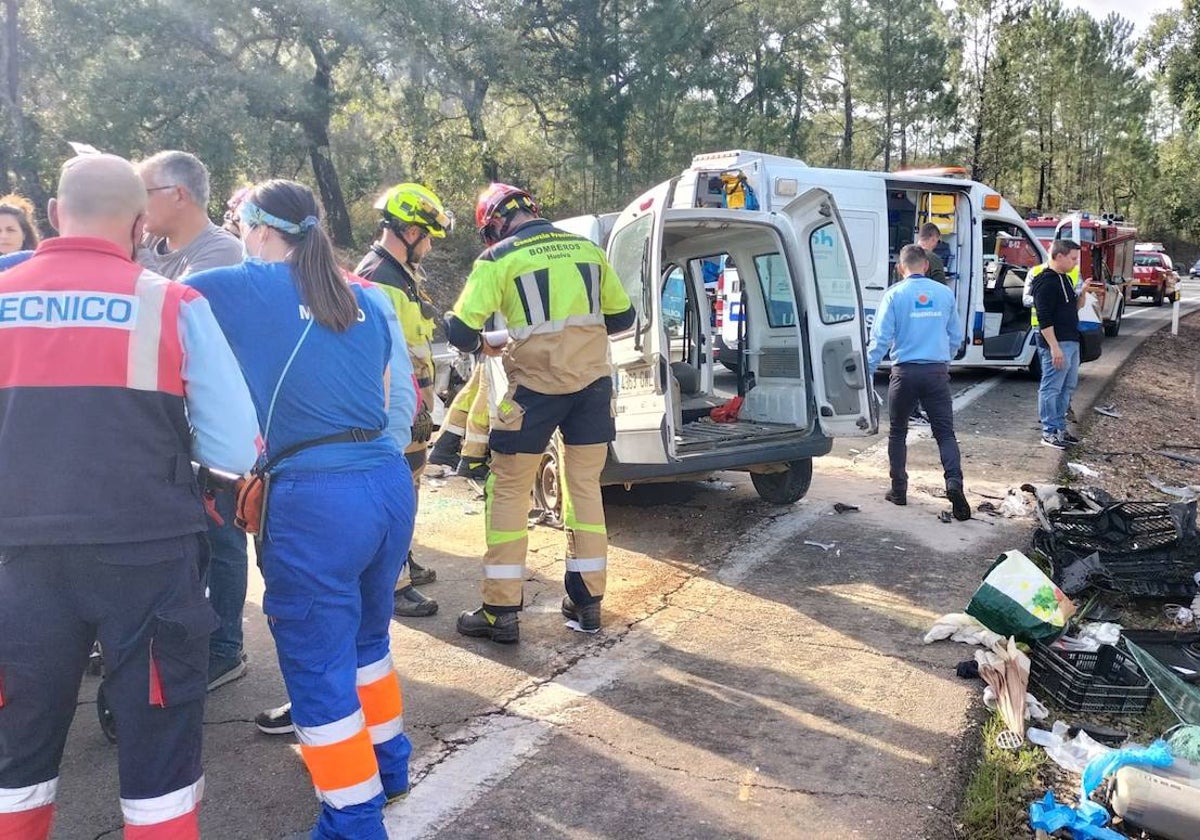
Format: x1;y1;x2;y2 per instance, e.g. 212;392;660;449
234;472;269;536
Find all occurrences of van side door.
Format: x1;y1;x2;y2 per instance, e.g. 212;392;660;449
785;188;878;437
605;181;675;464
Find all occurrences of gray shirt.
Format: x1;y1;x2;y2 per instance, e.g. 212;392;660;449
139;222;242;280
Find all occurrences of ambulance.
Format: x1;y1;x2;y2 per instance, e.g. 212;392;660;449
684;151;1049;370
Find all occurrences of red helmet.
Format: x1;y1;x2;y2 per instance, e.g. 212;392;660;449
475;182;538;244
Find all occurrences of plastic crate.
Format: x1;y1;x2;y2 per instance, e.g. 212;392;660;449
1029;642;1154;714
1038;530;1200;598
1046;500;1193;554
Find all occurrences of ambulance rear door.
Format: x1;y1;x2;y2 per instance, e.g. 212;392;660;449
785;189;878;437
605;180;675;465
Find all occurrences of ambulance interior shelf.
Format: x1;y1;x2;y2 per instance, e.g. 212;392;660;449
980;222;1041;357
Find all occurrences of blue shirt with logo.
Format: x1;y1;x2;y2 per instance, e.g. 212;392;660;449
185;259;415;473
867;274;960;375
0;250;34;272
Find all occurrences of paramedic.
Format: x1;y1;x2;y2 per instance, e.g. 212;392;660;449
867;244;971;521
0;153;258;840
184;179;417;839
917;223;948;285
445;183;634;643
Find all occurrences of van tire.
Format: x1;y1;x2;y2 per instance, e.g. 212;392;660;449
1153;285;1165;306
1103;298;1123;337
750;459;813;505
532;434;564;529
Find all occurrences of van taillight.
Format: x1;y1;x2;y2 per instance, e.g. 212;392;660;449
715;272;725;327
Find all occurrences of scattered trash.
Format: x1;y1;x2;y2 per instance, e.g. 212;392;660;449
832;502;859;514
937;511;953;523
925;613;1005;649
976;637;1032;745
977;501;999;515
965;550;1075;644
1030;642;1154;714
1082;738;1173;800
1067;462;1101;479
1124;639;1200;726
983;684;1048;721
803;540;835;551
710;395;743;423
1148;474;1200;502
1000;489;1032;517
1110;758;1200;840
1163;604;1197;628
1028;790;1123;840
1159;450;1200;466
1028;720;1114;774
894;545;907;552
1094;404;1122;418
956;659;980;679
564;619;600;634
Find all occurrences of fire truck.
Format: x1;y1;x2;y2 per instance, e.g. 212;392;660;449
1026;212;1135;336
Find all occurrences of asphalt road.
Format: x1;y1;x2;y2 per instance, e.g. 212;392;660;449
52;287;1199;839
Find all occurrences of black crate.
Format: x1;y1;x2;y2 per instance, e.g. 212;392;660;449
1047;500;1193;554
1029;642;1154;714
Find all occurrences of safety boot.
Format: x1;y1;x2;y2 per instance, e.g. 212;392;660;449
407;553;436;586
885;485;907;506
456;607;519;643
393;584;438;617
946;480;971;522
561;596;602;632
456;457;490;481
428;432;462;468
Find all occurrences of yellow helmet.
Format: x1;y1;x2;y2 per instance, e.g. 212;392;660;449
374;183;454;238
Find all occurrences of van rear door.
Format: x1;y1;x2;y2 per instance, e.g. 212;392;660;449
785;189;878;437
605;181;675;464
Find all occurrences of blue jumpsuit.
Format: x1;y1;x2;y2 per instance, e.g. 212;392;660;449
186;260;417;839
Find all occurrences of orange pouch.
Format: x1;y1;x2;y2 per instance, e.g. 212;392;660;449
234;473;269;535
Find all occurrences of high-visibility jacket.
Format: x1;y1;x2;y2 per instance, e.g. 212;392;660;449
354;244;436;385
1024;263;1080;328
0;237;258;546
451;220;631;395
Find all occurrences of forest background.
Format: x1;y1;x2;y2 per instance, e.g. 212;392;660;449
5;0;1200;302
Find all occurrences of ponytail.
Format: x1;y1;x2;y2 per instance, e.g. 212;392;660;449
243;180;358;332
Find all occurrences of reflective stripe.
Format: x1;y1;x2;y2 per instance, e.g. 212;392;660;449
295;709;366;746
517;272;548;324
487;528;527;546
126;271;167;391
464;432;490;444
508;313;605;340
356;656;392;686
120;776;204;826
320;774;384;810
442;422;467;436
565;557;606;573
300;728;378;792
579;262;601;313
484;563;525;579
368;715;405;745
358;674;403;728
0;778;57;812
566;520;606;535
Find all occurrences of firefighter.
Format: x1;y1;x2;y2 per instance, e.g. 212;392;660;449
185;179;417;839
428;358;492;480
445;183;635;643
0;154;259;839
354;183;452;618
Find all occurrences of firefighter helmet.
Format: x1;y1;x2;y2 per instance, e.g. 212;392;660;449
374;183;454;238
475;183;539;244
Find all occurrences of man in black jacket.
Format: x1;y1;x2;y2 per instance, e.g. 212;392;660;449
1032;239;1093;449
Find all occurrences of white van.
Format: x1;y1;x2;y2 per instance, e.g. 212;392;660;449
490;177;879;516
680;151;1050;370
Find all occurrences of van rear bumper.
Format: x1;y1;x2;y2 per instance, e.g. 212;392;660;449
600;434;833;486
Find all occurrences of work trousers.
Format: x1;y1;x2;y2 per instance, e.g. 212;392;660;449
0;537;215;840
205;490;249;663
483;376;614;612
887;362;963;489
442;364;491;460
1037;340;1080;435
261;456;415;840
396;382;433;590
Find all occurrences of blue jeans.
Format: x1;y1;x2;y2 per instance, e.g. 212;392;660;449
206;490;249;662
1037;339;1080;435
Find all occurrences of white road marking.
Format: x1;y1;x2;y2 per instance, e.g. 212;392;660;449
386;503;830;838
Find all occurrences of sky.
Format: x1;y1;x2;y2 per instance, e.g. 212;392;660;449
1058;0;1181;34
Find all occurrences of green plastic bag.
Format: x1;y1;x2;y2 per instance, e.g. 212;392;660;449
965;550;1076;643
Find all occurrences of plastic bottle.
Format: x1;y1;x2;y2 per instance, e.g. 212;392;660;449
1109;759;1200;840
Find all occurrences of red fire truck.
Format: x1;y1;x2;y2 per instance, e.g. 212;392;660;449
1027;212;1135;336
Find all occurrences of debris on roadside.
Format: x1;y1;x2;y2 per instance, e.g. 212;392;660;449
803;539;835;551
1147;474;1200;501
1094;404;1122;418
832;502;859;514
1067;462;1101;479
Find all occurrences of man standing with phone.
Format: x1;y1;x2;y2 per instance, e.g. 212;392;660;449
1030;239;1090;450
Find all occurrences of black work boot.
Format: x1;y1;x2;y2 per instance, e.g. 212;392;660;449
947;480;972;522
428;432;462;468
393;584;438;618
407;553;436;586
456;457;490;481
561;596;602;632
885;486;907;506
456;607;520;643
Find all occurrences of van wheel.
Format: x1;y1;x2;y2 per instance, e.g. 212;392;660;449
532;435;564;529
1103;299;1123;337
750;459;813;505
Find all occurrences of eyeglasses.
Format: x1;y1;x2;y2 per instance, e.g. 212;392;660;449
146;185;177;193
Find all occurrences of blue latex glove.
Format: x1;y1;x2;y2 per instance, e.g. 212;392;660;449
1081;739;1174;799
1028;791;1124;840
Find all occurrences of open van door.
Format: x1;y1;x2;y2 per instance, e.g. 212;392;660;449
604;180;676;464
785;189;878;437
